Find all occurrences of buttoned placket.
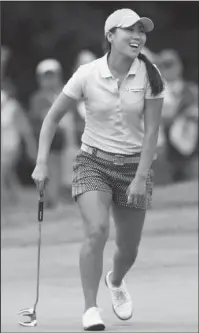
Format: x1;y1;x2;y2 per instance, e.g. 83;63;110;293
113;78;122;126
115;75;129;126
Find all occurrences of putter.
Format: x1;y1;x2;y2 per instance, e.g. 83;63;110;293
18;190;44;327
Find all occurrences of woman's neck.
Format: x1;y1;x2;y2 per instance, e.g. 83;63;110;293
107;51;134;76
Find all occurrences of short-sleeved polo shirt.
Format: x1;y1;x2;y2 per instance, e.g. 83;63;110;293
63;53;164;154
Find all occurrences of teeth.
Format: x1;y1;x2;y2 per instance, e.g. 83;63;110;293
130;43;139;48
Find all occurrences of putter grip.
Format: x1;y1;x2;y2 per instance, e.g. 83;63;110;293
38;192;44;221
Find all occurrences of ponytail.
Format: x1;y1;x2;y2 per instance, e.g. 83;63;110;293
138;53;164;96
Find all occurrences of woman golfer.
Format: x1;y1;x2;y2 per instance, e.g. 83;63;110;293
32;8;164;331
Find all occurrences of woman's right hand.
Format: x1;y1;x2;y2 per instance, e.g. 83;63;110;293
31;162;49;192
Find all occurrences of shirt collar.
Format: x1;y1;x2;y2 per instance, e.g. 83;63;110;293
99;53;139;78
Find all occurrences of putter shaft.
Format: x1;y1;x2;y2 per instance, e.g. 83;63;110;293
18;191;44;326
33;191;44;311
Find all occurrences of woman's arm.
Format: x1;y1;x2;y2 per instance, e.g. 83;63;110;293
135;98;164;180
36;92;76;165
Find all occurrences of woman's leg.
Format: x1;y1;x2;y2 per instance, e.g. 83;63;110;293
77;190;112;311
111;204;146;286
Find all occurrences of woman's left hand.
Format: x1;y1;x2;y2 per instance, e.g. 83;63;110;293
126;177;146;204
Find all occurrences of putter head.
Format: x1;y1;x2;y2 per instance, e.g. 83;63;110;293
18;308;37;327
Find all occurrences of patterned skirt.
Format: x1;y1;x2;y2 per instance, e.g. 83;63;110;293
72;148;154;210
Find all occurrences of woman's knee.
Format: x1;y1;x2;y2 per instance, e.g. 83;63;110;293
87;222;109;247
78;191;111;247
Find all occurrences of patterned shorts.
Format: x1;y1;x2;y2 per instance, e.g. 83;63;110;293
72;149;154;210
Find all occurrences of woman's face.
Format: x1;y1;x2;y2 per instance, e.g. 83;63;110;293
108;22;147;59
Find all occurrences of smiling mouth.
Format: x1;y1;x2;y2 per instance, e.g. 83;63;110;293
129;43;139;49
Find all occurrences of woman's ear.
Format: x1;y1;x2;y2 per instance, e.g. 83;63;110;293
106;31;113;44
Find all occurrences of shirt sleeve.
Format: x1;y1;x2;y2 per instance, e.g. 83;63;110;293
145;64;165;99
62;65;86;100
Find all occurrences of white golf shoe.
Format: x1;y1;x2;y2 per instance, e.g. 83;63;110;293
82;307;105;331
105;271;133;320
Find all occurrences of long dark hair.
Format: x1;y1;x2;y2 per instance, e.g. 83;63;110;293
103;30;164;96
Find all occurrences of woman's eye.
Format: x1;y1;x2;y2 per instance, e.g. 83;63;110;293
126;26;145;33
126;27;133;32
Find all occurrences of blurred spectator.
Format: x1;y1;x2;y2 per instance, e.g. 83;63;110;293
1;45;10;81
157;49;198;182
1;45;16;97
1;45;37;206
1;89;37;205
29;59;76;208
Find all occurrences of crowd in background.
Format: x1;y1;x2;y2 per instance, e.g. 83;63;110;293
1;40;198;209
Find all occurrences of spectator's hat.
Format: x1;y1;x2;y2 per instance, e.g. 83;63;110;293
36;59;62;75
104;8;154;36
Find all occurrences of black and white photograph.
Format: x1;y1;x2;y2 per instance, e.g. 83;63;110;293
1;1;198;332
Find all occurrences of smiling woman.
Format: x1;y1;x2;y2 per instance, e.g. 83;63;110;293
104;11;164;96
31;7;165;331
